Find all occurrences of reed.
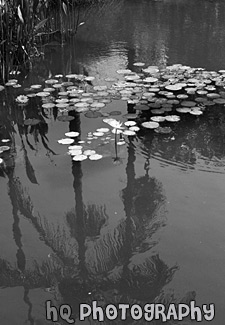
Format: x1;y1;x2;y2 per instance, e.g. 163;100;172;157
0;0;113;83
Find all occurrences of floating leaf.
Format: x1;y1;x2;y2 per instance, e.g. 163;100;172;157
123;130;136;136
123;113;138;119
83;150;96;156
124;121;136;126
189;110;203;115
180;101;196;107
165;115;181;122
68;149;82;156
154;126;172;134
58;138;74;145
65;132;79;137
90;102;105;108
133;62;145;67
109;111;122;116
0;146;10;152
93;132;104;137
24;118;40;126
129;126;140;131
57;115;74;122
89;154;103;160
96;128;110;133
176;107;191;113
142;121;159;129
116;69;132;74
84;111;102;118
68;145;83;150
31;84;42;89
37;92;50;97
42;103;55;108
213;98;225;104
73;154;87;161
150;116;166;122
134;105;149;111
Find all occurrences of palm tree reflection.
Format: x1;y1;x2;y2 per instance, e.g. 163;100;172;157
0;101;195;324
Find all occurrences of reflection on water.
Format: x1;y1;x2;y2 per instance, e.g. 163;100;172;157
1;0;225;324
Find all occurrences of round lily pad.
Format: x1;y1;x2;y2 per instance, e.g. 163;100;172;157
154;126;172;134
24;118;40;126
0;146;10;152
142;121;159;129
181;101;196;107
57;115;74;122
165;115;180;122
84;111;102;118
58;138;74;144
176;107;191;113
134;105;149;111
73;154;88;161
89;154;103;160
213;98;225;104
109;111;122;116
65;132;79;137
189;110;203;115
150;116;166;122
123;130;136;136
165;84;183;91
124;121;137;126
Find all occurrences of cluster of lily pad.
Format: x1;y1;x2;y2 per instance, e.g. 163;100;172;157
56;118;142;161
2;62;225;162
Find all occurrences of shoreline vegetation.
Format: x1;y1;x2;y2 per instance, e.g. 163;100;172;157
0;0;111;83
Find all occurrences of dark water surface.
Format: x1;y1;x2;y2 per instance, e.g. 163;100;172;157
1;0;225;324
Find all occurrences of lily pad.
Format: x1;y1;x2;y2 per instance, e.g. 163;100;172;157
0;146;10;152
89;154;103;160
96;128;110;132
213;98;225;104
189;110;203;115
65;132;79;137
142;121;159;129
24;118;40;126
93;132;104;137
109;111;122;116
83;150;96;156
150;116;166;122
57;115;74;122
68;149;83;156
116;69;132;75
165;84;183;91
84;111;102;118
165;115;180;122
73;154;88;161
129;126;140;131
133;62;145;67
176;107;191;113
154;126;172;134
123;130;136;136
124;121;137;126
42;103;55;108
58;138;74;145
68;145;83;150
134;105;149;111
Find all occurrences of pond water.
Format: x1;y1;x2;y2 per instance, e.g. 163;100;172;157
1;0;225;324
